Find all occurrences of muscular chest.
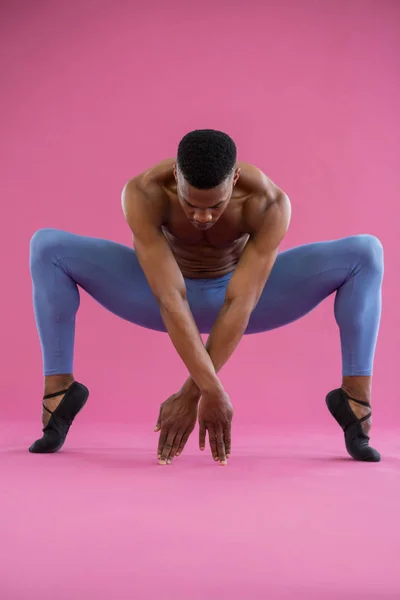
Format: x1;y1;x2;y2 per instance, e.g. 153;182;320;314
161;229;249;267
162;204;247;249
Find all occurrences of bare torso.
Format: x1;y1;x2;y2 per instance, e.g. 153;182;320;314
130;158;279;279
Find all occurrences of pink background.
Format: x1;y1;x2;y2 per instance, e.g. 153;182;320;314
1;0;399;430
2;3;400;599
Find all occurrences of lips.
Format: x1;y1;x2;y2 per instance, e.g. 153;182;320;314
191;221;213;229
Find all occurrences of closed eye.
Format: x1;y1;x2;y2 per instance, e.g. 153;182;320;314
184;201;224;209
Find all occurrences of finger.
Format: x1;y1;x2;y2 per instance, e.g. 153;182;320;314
154;407;162;432
169;432;183;461
216;429;227;465
160;431;177;464
207;427;219;462
176;430;191;457
157;426;168;459
199;422;206;451
224;426;231;459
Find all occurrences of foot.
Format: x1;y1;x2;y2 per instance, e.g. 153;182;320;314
42;375;75;427
326;388;380;462
341;385;371;435
29;377;89;454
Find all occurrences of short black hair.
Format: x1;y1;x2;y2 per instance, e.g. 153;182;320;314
177;129;237;189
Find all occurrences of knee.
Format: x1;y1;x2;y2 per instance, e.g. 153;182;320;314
348;234;384;272
30;228;64;262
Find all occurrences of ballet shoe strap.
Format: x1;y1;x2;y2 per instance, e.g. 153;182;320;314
345;395;370;408
43;388;69;400
42;388;70;415
342;390;371;422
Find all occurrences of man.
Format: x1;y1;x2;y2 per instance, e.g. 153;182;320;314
29;129;383;465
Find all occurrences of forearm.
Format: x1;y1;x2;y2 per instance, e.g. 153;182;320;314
205;300;249;371
183;300;251;396
160;294;223;394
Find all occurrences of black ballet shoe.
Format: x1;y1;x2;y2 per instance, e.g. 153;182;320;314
29;381;89;454
325;388;380;462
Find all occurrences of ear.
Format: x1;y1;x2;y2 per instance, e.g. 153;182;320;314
173;164;178;182
233;168;241;186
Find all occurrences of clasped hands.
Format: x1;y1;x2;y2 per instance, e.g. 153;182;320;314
154;378;233;465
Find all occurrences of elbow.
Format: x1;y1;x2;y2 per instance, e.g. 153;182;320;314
278;192;292;230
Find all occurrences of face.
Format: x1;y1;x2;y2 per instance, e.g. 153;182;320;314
173;165;241;230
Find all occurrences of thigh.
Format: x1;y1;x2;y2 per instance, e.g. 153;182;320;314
247;239;351;333
55;230;167;331
57;230;231;334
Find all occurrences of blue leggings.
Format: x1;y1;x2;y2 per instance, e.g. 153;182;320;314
29;228;384;377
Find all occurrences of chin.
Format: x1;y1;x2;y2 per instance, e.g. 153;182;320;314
192;222;214;230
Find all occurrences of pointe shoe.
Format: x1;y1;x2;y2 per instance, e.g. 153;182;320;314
326;388;381;462
29;381;89;454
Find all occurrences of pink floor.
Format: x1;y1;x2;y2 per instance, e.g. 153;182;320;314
1;423;400;599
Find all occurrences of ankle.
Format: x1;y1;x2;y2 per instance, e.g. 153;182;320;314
341;386;371;405
340;385;372;434
341;376;371;404
44;374;74;396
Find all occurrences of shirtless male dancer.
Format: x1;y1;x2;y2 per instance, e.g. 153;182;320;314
29;129;383;465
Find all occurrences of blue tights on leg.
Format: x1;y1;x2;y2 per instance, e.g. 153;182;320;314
29;229;384;458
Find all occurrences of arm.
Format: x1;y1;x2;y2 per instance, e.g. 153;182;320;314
121;179;223;395
185;189;291;393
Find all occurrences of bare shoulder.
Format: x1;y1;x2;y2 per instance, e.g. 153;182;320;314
238;163;291;235
126;158;175;189
121;160;173;229
237;161;285;198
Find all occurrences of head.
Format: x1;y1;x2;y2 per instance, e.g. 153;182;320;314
174;129;241;230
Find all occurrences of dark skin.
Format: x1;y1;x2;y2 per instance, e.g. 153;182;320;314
121;159;291;465
43;159;373;464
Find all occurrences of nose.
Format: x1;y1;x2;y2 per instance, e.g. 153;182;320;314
193;211;212;224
